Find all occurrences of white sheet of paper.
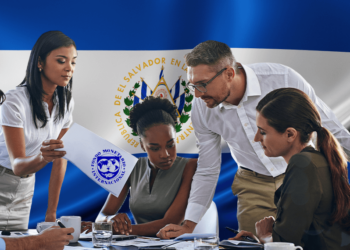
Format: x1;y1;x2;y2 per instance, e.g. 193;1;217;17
59;123;138;197
174;233;216;241
168;241;194;250
111;238;173;247
220;240;262;246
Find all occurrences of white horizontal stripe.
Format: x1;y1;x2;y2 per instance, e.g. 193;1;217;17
1;49;350;155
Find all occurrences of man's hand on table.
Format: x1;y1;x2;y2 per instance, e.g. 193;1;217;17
38;226;74;249
156;220;197;239
3;226;73;250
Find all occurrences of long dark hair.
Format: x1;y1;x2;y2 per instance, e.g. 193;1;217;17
0;89;5;105
20;31;76;128
129;96;178;137
257;88;350;230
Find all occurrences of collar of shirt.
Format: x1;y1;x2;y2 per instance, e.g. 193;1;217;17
219;64;261;110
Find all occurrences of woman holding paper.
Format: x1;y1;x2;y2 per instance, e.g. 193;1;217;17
231;88;350;249
94;96;197;236
0;31;76;230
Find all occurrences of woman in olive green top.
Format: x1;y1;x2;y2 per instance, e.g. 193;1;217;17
232;88;350;249
95;96;197;236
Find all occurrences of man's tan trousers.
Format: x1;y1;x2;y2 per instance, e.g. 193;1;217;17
231;167;285;235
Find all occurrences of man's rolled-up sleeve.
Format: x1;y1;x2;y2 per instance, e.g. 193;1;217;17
288;67;350;156
184;99;222;223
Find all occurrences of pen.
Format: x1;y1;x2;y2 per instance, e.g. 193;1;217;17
56;220;66;228
225;227;258;243
161;242;178;249
56;219;71;235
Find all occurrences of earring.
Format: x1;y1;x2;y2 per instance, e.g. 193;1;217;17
39;67;42;72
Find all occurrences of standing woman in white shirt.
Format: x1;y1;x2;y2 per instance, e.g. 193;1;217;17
0;31;77;230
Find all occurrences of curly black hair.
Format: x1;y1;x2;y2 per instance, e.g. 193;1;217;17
0;89;5;105
129;96;178;137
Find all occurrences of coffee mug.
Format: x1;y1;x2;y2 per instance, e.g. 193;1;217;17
36;222;58;233
264;242;303;250
60;216;81;243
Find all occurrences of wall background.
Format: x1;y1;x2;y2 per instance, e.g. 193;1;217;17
1;0;350;240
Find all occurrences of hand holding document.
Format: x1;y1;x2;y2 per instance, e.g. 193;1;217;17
58;123;138;197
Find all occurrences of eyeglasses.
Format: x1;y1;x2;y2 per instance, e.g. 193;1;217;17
186;68;227;93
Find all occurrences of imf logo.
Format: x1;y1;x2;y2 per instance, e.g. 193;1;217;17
97;156;120;180
91;149;126;185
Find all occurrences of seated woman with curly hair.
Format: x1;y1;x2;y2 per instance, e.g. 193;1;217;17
95;96;197;236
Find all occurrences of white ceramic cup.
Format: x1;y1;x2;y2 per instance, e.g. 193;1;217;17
264;242;303;250
36;222;58;233
60;216;81;243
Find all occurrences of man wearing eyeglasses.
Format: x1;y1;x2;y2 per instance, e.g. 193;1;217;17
156;40;350;239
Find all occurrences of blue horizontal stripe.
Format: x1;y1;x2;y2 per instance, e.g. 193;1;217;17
28;152;350;239
1;0;350;52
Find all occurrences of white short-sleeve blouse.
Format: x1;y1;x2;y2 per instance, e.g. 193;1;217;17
0;86;74;169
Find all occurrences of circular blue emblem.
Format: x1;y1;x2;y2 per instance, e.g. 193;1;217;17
91;149;126;185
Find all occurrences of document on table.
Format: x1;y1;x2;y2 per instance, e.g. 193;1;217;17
112;238;174;247
220;240;263;247
79;232;136;241
166;241;194;250
58;123;138;197
174;233;216;241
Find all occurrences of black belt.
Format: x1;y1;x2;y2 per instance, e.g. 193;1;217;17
0;165;33;178
240;166;253;172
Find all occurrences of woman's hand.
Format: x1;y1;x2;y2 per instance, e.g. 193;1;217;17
228;230;260;243
40;139;66;163
110;213;132;235
255;216;275;243
81;221;93;233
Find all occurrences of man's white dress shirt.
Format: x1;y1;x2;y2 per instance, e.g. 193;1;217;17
185;63;350;223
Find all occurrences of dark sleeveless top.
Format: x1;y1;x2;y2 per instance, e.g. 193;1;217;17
129;156;189;224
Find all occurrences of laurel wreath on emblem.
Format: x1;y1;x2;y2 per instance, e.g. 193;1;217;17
123;82;141;136
123;81;193;135
175;80;193;132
